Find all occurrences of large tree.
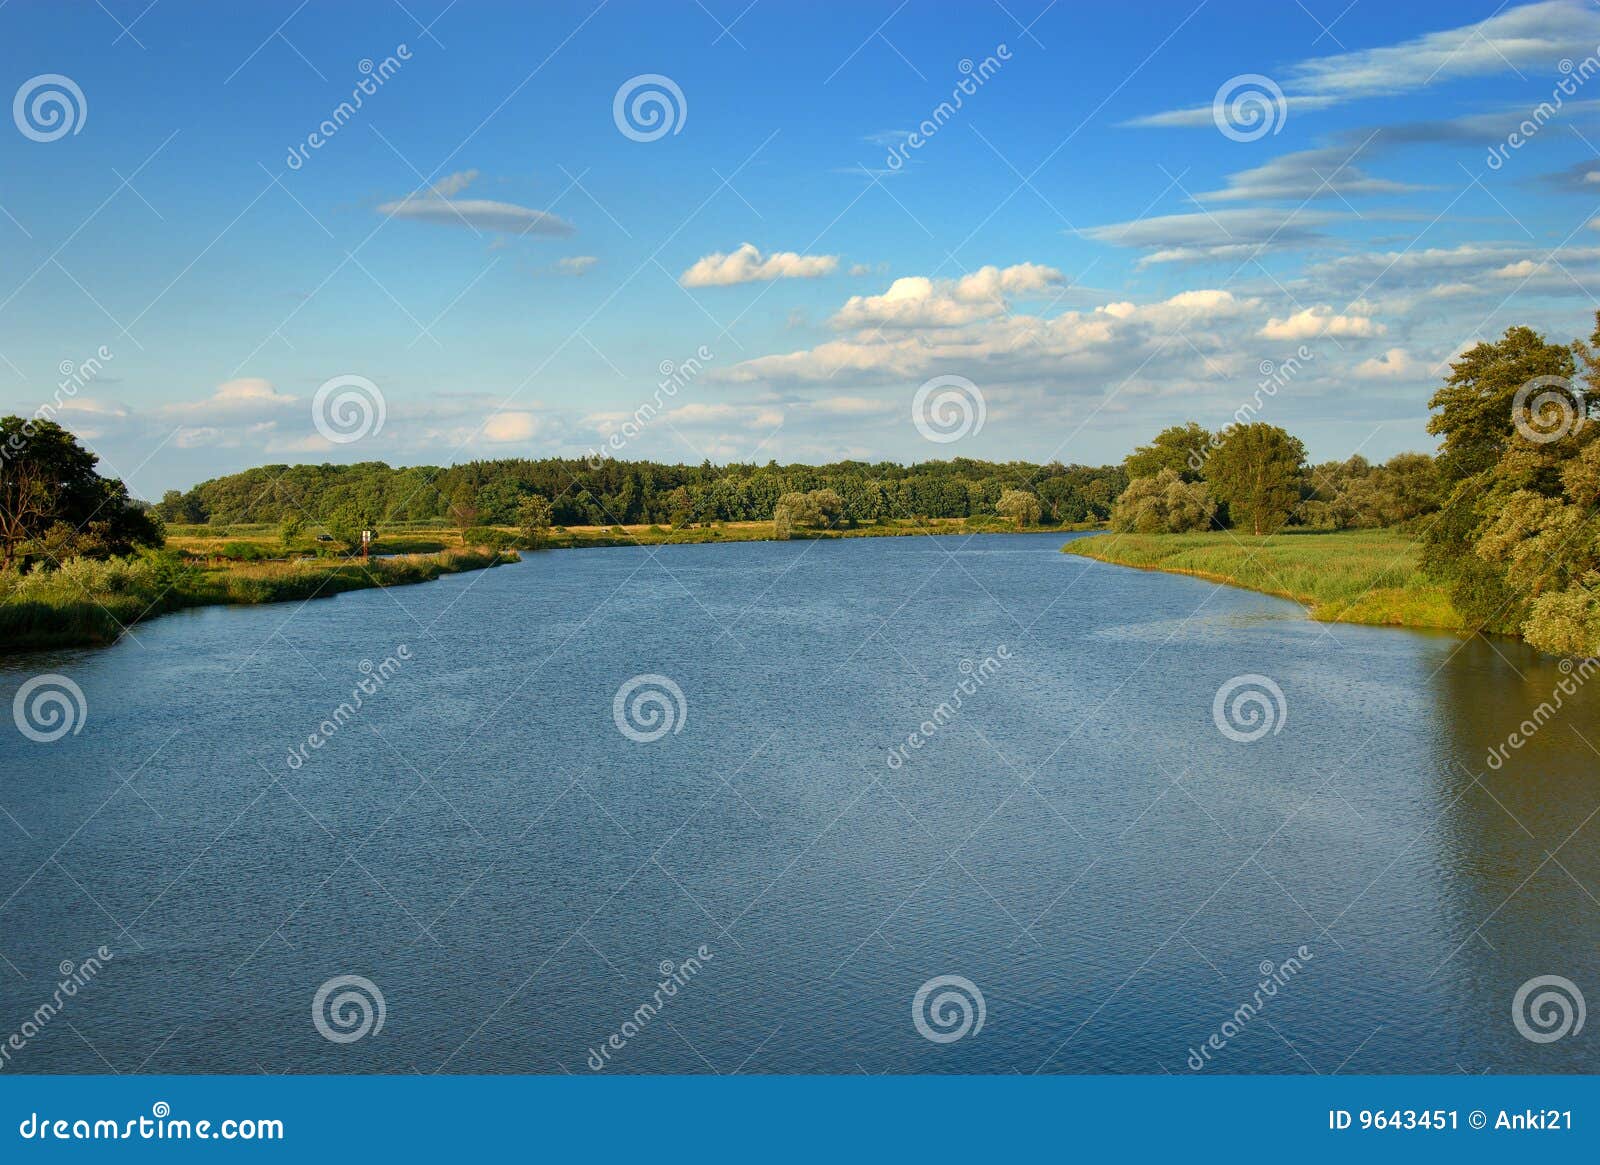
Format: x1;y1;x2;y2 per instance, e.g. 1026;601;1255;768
1202;423;1305;535
0;417;161;568
1124;422;1213;481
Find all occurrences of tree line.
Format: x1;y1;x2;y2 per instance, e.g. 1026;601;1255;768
150;457;1128;533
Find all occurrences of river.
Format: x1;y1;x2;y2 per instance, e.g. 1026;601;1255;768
1;531;1595;1073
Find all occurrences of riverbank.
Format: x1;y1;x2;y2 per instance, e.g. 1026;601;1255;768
1062;529;1462;630
0;548;517;652
165;515;1102;558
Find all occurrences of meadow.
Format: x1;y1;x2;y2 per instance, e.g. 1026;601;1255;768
0;548;516;651
1062;528;1462;630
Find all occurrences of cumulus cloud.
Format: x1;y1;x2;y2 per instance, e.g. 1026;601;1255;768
1259;305;1385;340
679;243;840;287
378;170;574;237
482;411;540;442
558;255;599;275
829;263;1064;328
1131;1;1600;125
723;282;1258;388
1355;348;1428;380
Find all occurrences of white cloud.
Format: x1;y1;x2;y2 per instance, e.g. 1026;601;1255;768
377;172;574;237
558;255;599;275
830;263;1064;328
679;243;840;287
1081;209;1341;265
1132;1;1600;125
482;411;539;442
379;196;575;236
1259;305;1385;340
1354;348;1428;380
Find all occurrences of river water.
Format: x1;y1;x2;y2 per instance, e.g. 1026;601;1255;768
1;531;1595;1073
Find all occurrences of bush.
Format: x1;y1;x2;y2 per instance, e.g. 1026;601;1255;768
460;526;514;550
1110;470;1217;533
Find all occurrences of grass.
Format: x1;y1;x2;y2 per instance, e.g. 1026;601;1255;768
163;515;1101;557
1062;527;1462;630
0;548;517;652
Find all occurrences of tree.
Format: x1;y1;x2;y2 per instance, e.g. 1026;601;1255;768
1109;469;1216;533
995;489;1042;527
516;493;553;549
1202;423;1306;535
0;416;161;568
447;483;480;529
1124;422;1213;481
279;514;304;550
1427;325;1577;483
324;504;378;554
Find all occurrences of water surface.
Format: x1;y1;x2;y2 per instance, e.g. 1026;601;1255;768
2;531;1596;1073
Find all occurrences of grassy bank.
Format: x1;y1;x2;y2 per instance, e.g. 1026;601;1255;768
164;515;1100;558
0;548;517;652
1062;528;1461;630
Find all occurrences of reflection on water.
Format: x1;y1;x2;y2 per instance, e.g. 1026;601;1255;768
0;531;1595;1073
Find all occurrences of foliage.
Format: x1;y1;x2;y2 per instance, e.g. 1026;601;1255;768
995;489;1042;527
1109;469;1216;533
516;493;553;549
0;416;162;568
1421;315;1600;652
153;456;1127;531
1124;422;1212;481
1202;423;1306;536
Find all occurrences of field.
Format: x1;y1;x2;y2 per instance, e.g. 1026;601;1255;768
1062;528;1462;630
0;548;516;651
162;514;1094;558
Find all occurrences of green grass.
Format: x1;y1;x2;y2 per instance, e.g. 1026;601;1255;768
0;548;517;652
1062;528;1461;630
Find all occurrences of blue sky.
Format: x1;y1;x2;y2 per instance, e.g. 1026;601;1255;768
3;0;1600;496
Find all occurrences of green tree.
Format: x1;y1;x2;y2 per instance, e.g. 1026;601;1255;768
447;483;480;529
995;489;1042;527
279;514;304;551
0;416;161;568
516;493;553;549
1125;422;1213;481
1109;469;1216;533
1202;423;1306;535
1427;325;1576;483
